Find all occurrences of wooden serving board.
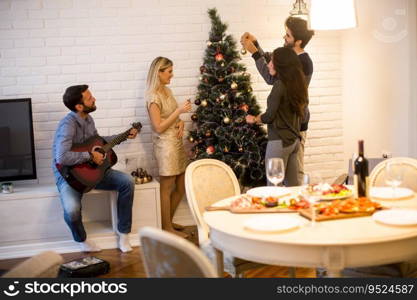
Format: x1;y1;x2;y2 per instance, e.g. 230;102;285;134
205;205;298;214
298;209;381;222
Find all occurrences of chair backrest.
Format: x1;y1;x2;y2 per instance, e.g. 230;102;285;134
369;157;417;192
185;159;240;242
2;251;63;278
347;157;387;184
139;227;217;278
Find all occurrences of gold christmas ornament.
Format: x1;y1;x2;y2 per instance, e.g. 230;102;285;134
135;176;144;184
223;117;230;124
231;82;238;89
207;41;212;46
201;100;208;107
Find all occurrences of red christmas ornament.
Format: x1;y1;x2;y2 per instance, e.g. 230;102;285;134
206;145;215;155
200;65;206;74
240;104;249;112
215;53;224;62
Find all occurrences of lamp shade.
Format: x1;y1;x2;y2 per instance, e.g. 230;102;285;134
289;0;309;21
309;0;357;30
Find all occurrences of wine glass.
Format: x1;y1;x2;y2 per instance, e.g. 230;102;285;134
385;162;404;198
266;158;285;187
301;172;322;227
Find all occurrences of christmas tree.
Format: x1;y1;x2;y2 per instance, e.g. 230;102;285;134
188;8;268;187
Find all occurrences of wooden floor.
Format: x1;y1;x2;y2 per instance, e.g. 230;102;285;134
0;226;316;278
0;248;316;278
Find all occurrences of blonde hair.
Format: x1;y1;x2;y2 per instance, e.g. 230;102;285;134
145;56;173;98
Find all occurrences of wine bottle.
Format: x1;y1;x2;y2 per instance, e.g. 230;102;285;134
353;140;369;198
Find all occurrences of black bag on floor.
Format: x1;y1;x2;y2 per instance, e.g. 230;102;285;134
59;256;110;278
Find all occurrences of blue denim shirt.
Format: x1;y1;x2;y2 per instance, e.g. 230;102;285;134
52;112;110;173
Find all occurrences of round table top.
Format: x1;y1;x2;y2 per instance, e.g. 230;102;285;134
204;188;417;247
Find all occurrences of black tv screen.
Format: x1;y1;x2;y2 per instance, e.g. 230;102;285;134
0;98;37;182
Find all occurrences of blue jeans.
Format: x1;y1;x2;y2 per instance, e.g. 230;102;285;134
54;168;135;242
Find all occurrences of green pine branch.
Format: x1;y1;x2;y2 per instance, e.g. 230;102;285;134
188;8;268;187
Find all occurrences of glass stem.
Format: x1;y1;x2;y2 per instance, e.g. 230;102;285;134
311;204;316;227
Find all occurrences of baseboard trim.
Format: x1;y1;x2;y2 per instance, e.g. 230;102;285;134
0;234;140;260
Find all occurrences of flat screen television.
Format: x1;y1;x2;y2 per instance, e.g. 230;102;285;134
0;98;37;182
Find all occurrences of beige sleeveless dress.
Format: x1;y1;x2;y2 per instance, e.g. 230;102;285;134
147;88;188;176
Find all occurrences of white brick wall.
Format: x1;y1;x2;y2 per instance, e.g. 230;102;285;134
0;0;345;184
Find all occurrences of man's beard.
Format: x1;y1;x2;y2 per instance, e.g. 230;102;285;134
82;104;96;113
284;40;295;48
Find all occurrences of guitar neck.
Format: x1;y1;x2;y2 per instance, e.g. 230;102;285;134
102;128;132;152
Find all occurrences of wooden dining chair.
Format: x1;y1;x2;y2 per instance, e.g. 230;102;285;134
2;251;63;278
139;226;217;278
345;157;387;184
369;157;417;192
342;157;417;278
184;159;267;277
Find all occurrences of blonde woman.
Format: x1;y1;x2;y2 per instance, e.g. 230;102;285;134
146;57;192;238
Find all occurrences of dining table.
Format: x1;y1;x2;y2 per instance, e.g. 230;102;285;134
203;187;417;277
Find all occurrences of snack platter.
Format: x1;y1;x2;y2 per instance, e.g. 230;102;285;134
299;197;384;222
307;183;353;201
205;194;310;214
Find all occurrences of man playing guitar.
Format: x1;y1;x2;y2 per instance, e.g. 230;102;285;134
52;85;139;253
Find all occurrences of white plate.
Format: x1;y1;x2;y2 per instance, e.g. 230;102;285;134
373;209;417;226
243;215;301;233
246;186;290;199
370;187;414;200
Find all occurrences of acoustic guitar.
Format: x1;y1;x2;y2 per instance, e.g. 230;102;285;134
56;122;142;193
